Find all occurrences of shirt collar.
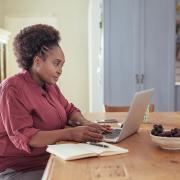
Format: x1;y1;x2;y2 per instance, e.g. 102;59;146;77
21;69;49;93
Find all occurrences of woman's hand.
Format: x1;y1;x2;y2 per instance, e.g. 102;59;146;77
84;122;112;133
68;123;111;143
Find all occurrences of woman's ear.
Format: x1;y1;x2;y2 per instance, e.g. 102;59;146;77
33;56;41;66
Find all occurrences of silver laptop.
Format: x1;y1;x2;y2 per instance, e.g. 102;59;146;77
103;88;154;143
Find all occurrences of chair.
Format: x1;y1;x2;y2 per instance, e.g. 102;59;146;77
105;104;155;112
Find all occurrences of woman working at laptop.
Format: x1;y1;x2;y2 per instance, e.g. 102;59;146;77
0;24;111;180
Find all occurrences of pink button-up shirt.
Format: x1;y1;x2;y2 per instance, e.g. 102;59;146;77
0;70;80;172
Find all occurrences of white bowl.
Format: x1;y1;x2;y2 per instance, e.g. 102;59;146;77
150;133;180;150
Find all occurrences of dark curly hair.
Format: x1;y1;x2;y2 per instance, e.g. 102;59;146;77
13;24;61;70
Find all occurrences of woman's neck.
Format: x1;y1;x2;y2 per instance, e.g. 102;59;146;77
29;69;45;87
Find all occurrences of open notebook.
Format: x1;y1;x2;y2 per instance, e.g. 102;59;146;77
46;142;128;160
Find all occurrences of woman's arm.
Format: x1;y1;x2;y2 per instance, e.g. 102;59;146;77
29;128;71;147
67;112;91;126
29;125;104;148
68;112;111;131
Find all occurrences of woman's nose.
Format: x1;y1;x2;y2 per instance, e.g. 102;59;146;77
57;68;62;75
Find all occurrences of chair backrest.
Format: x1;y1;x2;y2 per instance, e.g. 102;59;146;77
105;104;155;112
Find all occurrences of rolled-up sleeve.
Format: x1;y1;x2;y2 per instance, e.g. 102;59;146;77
0;86;40;154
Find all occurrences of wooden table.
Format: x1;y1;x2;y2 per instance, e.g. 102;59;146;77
42;112;180;180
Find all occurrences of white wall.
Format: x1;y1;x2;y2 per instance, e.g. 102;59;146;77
1;0;89;112
88;0;104;112
0;0;4;27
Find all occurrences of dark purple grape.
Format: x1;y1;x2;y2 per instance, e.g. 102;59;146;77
173;132;180;137
164;131;172;137
151;129;156;135
153;124;159;129
151;124;180;137
152;124;164;136
158;132;166;137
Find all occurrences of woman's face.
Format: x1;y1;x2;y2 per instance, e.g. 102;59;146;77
34;46;65;85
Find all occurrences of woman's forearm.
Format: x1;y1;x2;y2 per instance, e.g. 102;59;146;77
29;128;72;148
68;112;91;126
29;113;91;148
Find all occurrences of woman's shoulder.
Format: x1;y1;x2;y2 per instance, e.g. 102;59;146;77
0;73;24;93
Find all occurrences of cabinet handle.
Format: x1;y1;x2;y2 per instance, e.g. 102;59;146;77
140;74;144;84
136;74;140;84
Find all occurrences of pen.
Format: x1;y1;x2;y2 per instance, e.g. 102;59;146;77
86;142;109;148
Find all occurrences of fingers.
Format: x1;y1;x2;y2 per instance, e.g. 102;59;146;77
71;126;103;142
87;123;112;133
101;124;112;132
85;132;103;142
71;124;111;143
102;124;111;129
87;127;103;137
81;126;103;142
87;126;102;134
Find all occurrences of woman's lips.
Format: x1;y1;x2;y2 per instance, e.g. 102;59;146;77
54;77;59;81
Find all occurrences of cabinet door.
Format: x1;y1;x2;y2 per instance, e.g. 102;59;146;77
143;0;175;111
104;0;140;106
104;0;175;111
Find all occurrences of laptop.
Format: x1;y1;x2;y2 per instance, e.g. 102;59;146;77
103;88;154;143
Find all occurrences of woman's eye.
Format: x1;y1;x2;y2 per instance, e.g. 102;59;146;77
52;60;64;67
53;62;60;66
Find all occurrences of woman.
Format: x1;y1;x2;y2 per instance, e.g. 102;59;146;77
0;24;110;180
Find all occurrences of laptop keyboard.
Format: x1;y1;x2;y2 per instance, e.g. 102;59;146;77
103;128;121;139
